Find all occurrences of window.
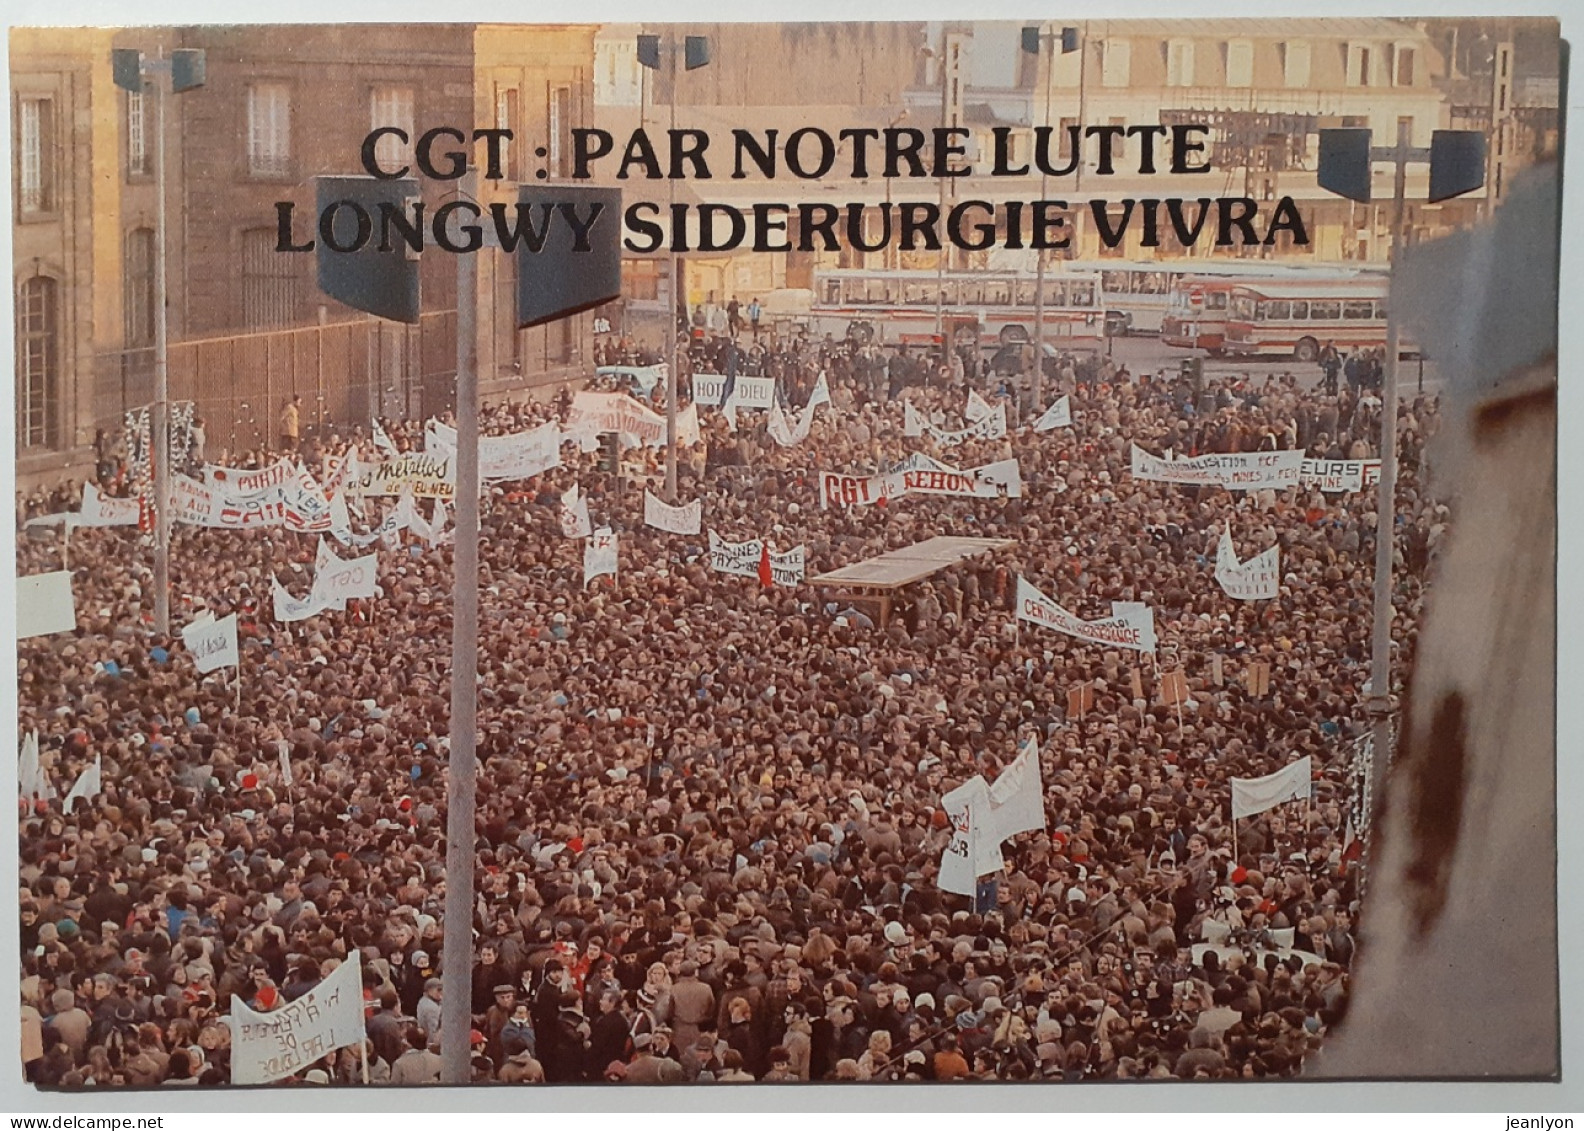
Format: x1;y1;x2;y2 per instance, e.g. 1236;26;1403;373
1015;280;1037;307
241;227;299;329
16;277;59;450
1283;41;1311;88
1069;280;1095;306
1226;40;1254;87
1266;299;1291;319
1394;45;1415;86
371;87;415;173
1310;300;1341;320
1290;300;1309;319
125;228;156;347
1343;299;1374;319
1166;40;1195;87
983;280;1011;306
495;87;518;180
247;83;291;176
1102;39;1130;87
127;85;150;177
18;96;55;213
549;86;573;178
1045;280;1069;307
1347;44;1373;87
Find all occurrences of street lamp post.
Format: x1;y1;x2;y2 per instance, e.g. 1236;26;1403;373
1315;122;1485;804
1021;26;1079;410
113;45;205;636
639;33;711;503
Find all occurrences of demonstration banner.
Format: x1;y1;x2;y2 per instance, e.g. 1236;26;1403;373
181;612;239;674
62;754;102;816
559;483;592;539
371;420;397;454
204;457;296;495
707;531;806;587
479;420;562;482
424;419;457;456
691;373;776;409
675;401;702;448
568;391;668;445
584;527;618;587
1130;445;1305;490
905;400;1008;446
311;539;378;603
643;490;703;535
1215;524;1280;601
321;451;360;502
272;576;338;623
229;951;366;1085
983;743;1047;845
349;454;455;499
1231;756;1313;820
1297;458;1382;493
16;571;76;639
1031;396;1073;432
18;731;54;804
1016;576;1158;654
820;454;1022;509
966;389;996;423
767;373;830;448
938;776;1003;897
77;483;141;527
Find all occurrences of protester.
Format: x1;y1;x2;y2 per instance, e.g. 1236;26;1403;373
14;329;1443;1085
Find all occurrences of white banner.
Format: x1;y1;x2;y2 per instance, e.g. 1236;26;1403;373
966;389;996;423
312;539;378;603
643;490;703;535
1031;396;1073;432
983;743;1046;845
229;951;367;1085
1231;756;1313;820
908;402;1008;447
706;531;805;587
76;483;140;527
272;577;338;623
1298;458;1382;494
1130;445;1305;490
1015;576;1157;654
820;454;1022;509
321;451;360;502
16;571;76;639
675;401;702;448
481;421;561;482
938;777;1003;896
767;378;827;448
1215;524;1280;601
18;731;54;803
181;612;239;674
424;419;457;457
204;458;296;496
568;392;668;445
584;527;618;587
559;483;592;539
62;755;102;816
691;373;776;409
372;420;397;454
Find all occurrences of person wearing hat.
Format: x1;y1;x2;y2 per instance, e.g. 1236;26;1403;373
624;1028;685;1084
389;1026;443;1086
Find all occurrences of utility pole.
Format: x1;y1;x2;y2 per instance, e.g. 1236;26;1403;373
113;45;205;636
438;170;482;1086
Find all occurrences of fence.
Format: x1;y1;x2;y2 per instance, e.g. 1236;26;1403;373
91;311;463;459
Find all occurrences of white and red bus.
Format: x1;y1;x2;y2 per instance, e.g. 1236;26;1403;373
1160;276;1238;353
811;268;1105;350
1222;275;1395;362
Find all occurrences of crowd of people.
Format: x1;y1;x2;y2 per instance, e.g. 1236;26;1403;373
16;325;1449;1087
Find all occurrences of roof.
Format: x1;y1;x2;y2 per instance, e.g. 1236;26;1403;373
811;535;1017;591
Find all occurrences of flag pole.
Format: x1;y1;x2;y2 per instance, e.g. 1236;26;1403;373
361;1037;370;1085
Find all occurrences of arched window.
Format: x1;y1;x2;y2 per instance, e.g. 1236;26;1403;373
16;276;59;450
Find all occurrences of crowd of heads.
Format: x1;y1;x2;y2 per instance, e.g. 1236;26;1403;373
17;324;1450;1085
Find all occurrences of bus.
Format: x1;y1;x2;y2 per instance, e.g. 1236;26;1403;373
811;268;1105;350
1159;276;1238;353
1222;276;1394;361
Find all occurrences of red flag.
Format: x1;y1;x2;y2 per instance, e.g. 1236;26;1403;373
757;543;773;588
